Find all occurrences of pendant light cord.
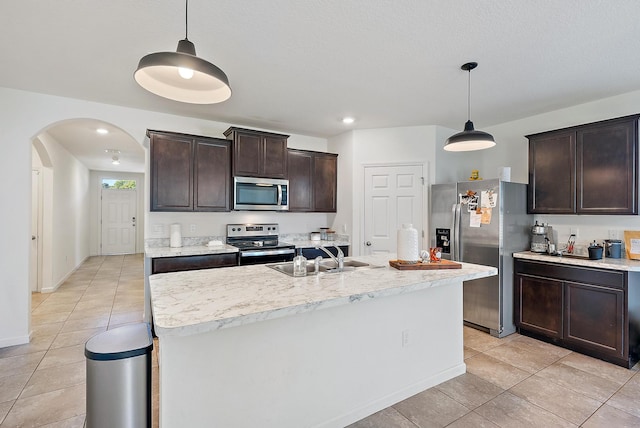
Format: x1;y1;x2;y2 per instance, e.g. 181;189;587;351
467;68;471;122
184;0;189;40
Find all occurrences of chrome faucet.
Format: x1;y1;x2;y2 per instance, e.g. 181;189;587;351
315;245;344;271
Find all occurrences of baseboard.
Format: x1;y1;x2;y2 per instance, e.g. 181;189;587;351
317;363;467;428
0;333;31;348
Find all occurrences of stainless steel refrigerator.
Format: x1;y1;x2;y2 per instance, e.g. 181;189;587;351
430;179;531;337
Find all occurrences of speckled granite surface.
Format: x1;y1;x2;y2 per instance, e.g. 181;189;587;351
149;253;496;337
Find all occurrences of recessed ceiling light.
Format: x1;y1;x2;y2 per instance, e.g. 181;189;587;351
97;128;109;135
111;156;120;165
342;117;355;124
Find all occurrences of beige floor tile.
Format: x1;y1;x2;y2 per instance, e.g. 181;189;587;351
1;383;85;427
475;392;576;428
446;411;500;428
557;352;636;385
582;403;640;428
0;335;55;359
66;308;112;321
509;374;602;425
393;388;470;428
108;311;143;326
463;328;504;352
31;302;76;316
435;373;504;409
463;346;480;360
537;361;622;402
50;327;105;350
73;299;113;312
110;302;144;314
0;401;14;425
346;407;417;428
32;322;64;338
32;311;70;326
39;414;86;428
605;373;640;418
20;361;85;399
38;344;86;370
483;336;569;374
0;352;45;379
465;353;531;390
60;316;110;333
0;373;31;403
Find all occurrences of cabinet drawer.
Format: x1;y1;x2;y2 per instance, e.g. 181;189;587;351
515;260;625;289
152;253;238;274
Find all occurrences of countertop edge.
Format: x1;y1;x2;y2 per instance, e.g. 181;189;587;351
513;251;640;272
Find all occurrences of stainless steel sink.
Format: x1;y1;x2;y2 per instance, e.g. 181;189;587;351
267;260;382;277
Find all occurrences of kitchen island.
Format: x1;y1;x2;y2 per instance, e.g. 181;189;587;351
149;254;496;427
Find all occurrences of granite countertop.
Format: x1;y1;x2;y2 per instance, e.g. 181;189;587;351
514;251;640;272
149;253;496;337
283;239;350;248
144;244;238;259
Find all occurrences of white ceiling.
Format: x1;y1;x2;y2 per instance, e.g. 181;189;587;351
4;1;640;171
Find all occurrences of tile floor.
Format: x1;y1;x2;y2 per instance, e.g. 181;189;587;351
1;254;639;427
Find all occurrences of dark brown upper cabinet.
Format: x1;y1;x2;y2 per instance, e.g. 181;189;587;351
527;115;639;215
288;149;338;212
149;130;231;212
223;127;289;179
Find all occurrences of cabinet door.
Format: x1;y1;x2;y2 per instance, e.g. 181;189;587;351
288;150;314;212
233;132;262;177
194;139;231;211
528;131;576;213
150;133;193;211
515;274;563;339
577;117;638;214
313;153;338;212
564;281;625;359
262;135;288;178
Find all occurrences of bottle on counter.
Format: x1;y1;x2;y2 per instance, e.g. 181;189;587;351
292;249;308;277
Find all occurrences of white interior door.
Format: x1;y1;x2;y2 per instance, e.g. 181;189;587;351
101;189;137;255
363;165;424;255
30;170;40;292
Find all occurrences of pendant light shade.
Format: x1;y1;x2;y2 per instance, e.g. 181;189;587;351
444;62;495;152
134;0;231;104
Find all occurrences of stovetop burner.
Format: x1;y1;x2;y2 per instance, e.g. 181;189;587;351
226;223;295;251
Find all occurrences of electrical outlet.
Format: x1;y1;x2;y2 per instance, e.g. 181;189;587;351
190;224;196;233
609;230;620;239
401;330;410;347
570;227;579;238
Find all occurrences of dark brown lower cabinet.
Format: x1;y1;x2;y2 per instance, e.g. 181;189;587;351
514;259;640;368
152;253;238;274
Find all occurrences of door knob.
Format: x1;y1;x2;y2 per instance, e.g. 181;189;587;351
31;235;36;241
365;241;372;246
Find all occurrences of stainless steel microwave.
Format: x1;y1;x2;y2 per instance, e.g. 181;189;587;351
233;176;289;211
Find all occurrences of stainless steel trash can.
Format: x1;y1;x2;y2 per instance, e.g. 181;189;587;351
85;323;153;428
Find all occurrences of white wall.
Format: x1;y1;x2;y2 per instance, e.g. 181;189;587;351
89;170;145;255
37;132;91;291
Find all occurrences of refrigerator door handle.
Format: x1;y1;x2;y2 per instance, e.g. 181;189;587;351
451;203;460;261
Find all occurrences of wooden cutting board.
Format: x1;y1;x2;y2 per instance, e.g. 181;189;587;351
389;259;462;270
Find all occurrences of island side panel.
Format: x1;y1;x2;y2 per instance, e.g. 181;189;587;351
158;280;465;428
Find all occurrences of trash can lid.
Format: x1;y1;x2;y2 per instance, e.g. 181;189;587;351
85;323;153;361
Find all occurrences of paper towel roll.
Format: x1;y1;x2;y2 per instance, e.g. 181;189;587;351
170;224;182;248
397;224;419;263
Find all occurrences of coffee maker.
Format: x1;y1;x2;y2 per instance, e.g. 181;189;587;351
530;221;553;253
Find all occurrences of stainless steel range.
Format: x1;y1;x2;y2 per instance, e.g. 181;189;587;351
226;224;296;265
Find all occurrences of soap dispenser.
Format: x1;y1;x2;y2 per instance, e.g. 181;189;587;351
292;249;308;277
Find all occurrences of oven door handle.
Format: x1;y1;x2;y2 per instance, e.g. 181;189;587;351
241;248;295;257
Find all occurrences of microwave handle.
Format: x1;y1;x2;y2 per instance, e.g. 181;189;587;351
277;185;283;205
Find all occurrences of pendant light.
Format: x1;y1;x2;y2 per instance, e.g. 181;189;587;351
444;62;495;152
134;0;231;104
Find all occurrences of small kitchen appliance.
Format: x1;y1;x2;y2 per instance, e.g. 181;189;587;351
588;241;604;260
233;176;289;211
530;221;548;253
226;224;295;265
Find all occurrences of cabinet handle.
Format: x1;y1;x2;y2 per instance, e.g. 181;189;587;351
365;241;372;246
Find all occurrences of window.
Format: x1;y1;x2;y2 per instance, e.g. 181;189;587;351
102;179;136;189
